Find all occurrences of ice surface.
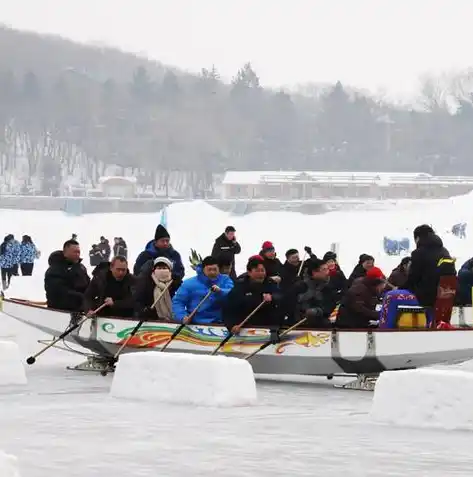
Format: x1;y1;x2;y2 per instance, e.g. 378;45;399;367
371;368;473;431
110;351;257;407
0;451;21;477
0;341;27;386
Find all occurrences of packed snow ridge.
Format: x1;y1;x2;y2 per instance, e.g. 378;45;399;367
370;369;473;431
110;351;258;407
0;341;27;386
0;451;21;477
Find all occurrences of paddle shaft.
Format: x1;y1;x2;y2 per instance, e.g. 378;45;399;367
113;281;173;359
26;303;107;365
297;252;308;277
211;300;266;356
160;289;213;352
244;317;307;360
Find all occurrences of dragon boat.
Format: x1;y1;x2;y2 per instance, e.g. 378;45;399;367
2;297;473;391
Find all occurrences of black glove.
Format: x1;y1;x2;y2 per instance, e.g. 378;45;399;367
306;307;323;319
304;246;312;255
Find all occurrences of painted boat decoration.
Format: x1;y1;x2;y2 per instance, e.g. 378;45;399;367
3;298;473;384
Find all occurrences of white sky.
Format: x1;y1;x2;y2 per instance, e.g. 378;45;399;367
1;0;473;100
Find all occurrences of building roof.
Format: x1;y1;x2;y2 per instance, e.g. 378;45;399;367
222;170;473;186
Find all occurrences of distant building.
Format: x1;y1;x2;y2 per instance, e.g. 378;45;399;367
221;171;473;201
99;176;137;198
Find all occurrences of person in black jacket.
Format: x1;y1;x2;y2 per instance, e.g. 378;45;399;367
223;256;283;332
113;237;128;259
258;241;284;284
211;226;241;280
347;254;375;288
44;240;91;312
83;256;135;317
323;251;347;302
296;258;338;328
404;224;456;307
89;244;103;267
97;236;111;261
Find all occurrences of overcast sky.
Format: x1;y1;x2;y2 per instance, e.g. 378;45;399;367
1;0;472;100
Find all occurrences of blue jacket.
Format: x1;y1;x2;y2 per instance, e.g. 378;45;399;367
172;266;234;324
458;259;473;305
133;240;185;279
0;241;20;268
19;243;38;264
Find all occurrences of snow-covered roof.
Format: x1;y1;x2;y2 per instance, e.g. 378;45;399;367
98;176;137;185
222;171;473;186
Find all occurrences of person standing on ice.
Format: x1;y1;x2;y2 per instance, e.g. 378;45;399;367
457;258;473;306
211;226;241;280
134;256;179;320
89;244;103;267
97;236;111;262
223;256;283;332
347;254;374;288
0;234;17;289
404;224;456;308
113;237;128;259
44;239;90;312
83;256;135;318
172;256;234;325
19;235;39;276
133;225;185;282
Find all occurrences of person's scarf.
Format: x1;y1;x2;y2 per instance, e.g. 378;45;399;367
151;268;173;321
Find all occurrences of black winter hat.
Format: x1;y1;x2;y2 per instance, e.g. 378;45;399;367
413;224;434;240
323;251;337;262
155;224;170;241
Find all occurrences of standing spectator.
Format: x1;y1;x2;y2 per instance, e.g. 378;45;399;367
97;236;111;261
113;237;128;259
19;235;39;276
89;244;103;267
0;235;17;289
211;226;241;280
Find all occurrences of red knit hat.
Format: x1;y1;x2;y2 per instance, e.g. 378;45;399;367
262;241;274;251
249;254;264;262
366;266;385;280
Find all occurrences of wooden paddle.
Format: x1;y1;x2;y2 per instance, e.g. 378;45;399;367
210;300;266;356
243;317;307;360
26;303;107;365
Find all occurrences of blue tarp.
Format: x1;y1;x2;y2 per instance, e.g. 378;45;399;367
383;236;410;255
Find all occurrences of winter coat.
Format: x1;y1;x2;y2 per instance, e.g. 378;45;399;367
223;275;283;329
89;247;103;267
172;266;234;324
347;264;366;288
296;278;338;328
327;266;348;301
388;267;408;289
97;240;111;261
83;263;135;317
133;240;185;279
133;267;180;319
457;258;473;306
211;234;241;279
336;277;381;329
404;233;456;307
19;242;38;264
113;240;128;259
0;241;19;269
258;254;284;280
44;251;91;312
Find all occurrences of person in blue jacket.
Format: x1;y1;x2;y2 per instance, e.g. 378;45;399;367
0;234;19;289
133;225;185;282
457;258;473;306
172;256;234;325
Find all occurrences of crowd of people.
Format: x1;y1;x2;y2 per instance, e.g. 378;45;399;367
89;236;128;266
0;234;40;289
42;222;461;331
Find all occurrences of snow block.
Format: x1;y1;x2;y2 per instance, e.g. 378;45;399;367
0;451;21;477
0;341;27;386
371;368;473;431
110;351;257;407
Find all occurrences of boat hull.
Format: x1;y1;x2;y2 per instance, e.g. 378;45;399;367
3;299;473;376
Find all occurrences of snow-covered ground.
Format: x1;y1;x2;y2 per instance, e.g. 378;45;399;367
2;193;473;476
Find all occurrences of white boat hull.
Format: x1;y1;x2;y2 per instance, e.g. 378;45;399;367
3;298;473;376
